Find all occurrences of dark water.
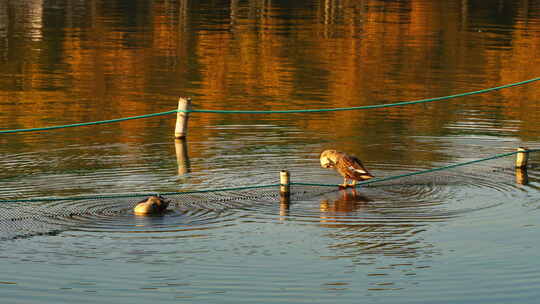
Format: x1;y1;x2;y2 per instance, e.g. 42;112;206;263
1;0;540;303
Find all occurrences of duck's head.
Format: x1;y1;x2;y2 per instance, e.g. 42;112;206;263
134;196;170;215
320;149;339;168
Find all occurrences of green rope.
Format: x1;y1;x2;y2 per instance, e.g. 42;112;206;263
187;77;540;114
1;77;539;134
0;110;177;134
293;150;527;188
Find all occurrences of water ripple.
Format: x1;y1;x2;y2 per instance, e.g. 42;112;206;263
2;155;536;242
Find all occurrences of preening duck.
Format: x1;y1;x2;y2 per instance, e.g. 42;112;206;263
320;149;374;188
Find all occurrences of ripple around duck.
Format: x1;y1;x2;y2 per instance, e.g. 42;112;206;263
280;160;531;225
0;157;535;241
0;196;226;240
0;187;317;240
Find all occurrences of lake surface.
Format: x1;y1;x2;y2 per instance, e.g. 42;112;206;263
1;0;540;303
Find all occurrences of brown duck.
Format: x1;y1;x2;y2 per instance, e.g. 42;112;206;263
320;149;374;188
133;196;170;215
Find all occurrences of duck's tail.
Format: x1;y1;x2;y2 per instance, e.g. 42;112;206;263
351;168;374;181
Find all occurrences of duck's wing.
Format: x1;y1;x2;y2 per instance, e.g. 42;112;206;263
338;154;374;180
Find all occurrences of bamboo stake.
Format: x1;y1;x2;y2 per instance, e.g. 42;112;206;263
280;170;290;216
515;147;529;169
174;97;191;139
280;170;290;195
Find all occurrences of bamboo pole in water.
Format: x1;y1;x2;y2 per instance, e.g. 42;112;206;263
515;147;529;168
280;170;290;195
174;97;191;139
515;147;529;185
280;170;291;212
280;170;291;216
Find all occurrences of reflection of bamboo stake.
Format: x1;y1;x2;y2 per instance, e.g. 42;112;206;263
174;97;191;139
515;168;529;185
515;147;529;169
175;138;190;175
279;197;290;217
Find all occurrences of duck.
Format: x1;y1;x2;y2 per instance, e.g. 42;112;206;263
320;149;374;188
133;196;170;215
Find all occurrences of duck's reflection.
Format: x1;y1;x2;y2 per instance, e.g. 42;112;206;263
319;188;370;217
317;188;429;261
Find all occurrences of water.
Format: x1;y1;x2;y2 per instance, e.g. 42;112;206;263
1;0;540;303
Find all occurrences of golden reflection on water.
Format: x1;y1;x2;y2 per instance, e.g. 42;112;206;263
1;0;539;145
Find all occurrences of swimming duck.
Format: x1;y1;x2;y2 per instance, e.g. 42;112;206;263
133;196;170;215
320;149;374;188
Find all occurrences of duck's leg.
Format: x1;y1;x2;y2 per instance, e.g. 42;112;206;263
339;178;348;189
349;180;357;188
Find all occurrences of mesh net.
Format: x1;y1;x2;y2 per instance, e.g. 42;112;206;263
1;151;538;241
0;185;336;240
